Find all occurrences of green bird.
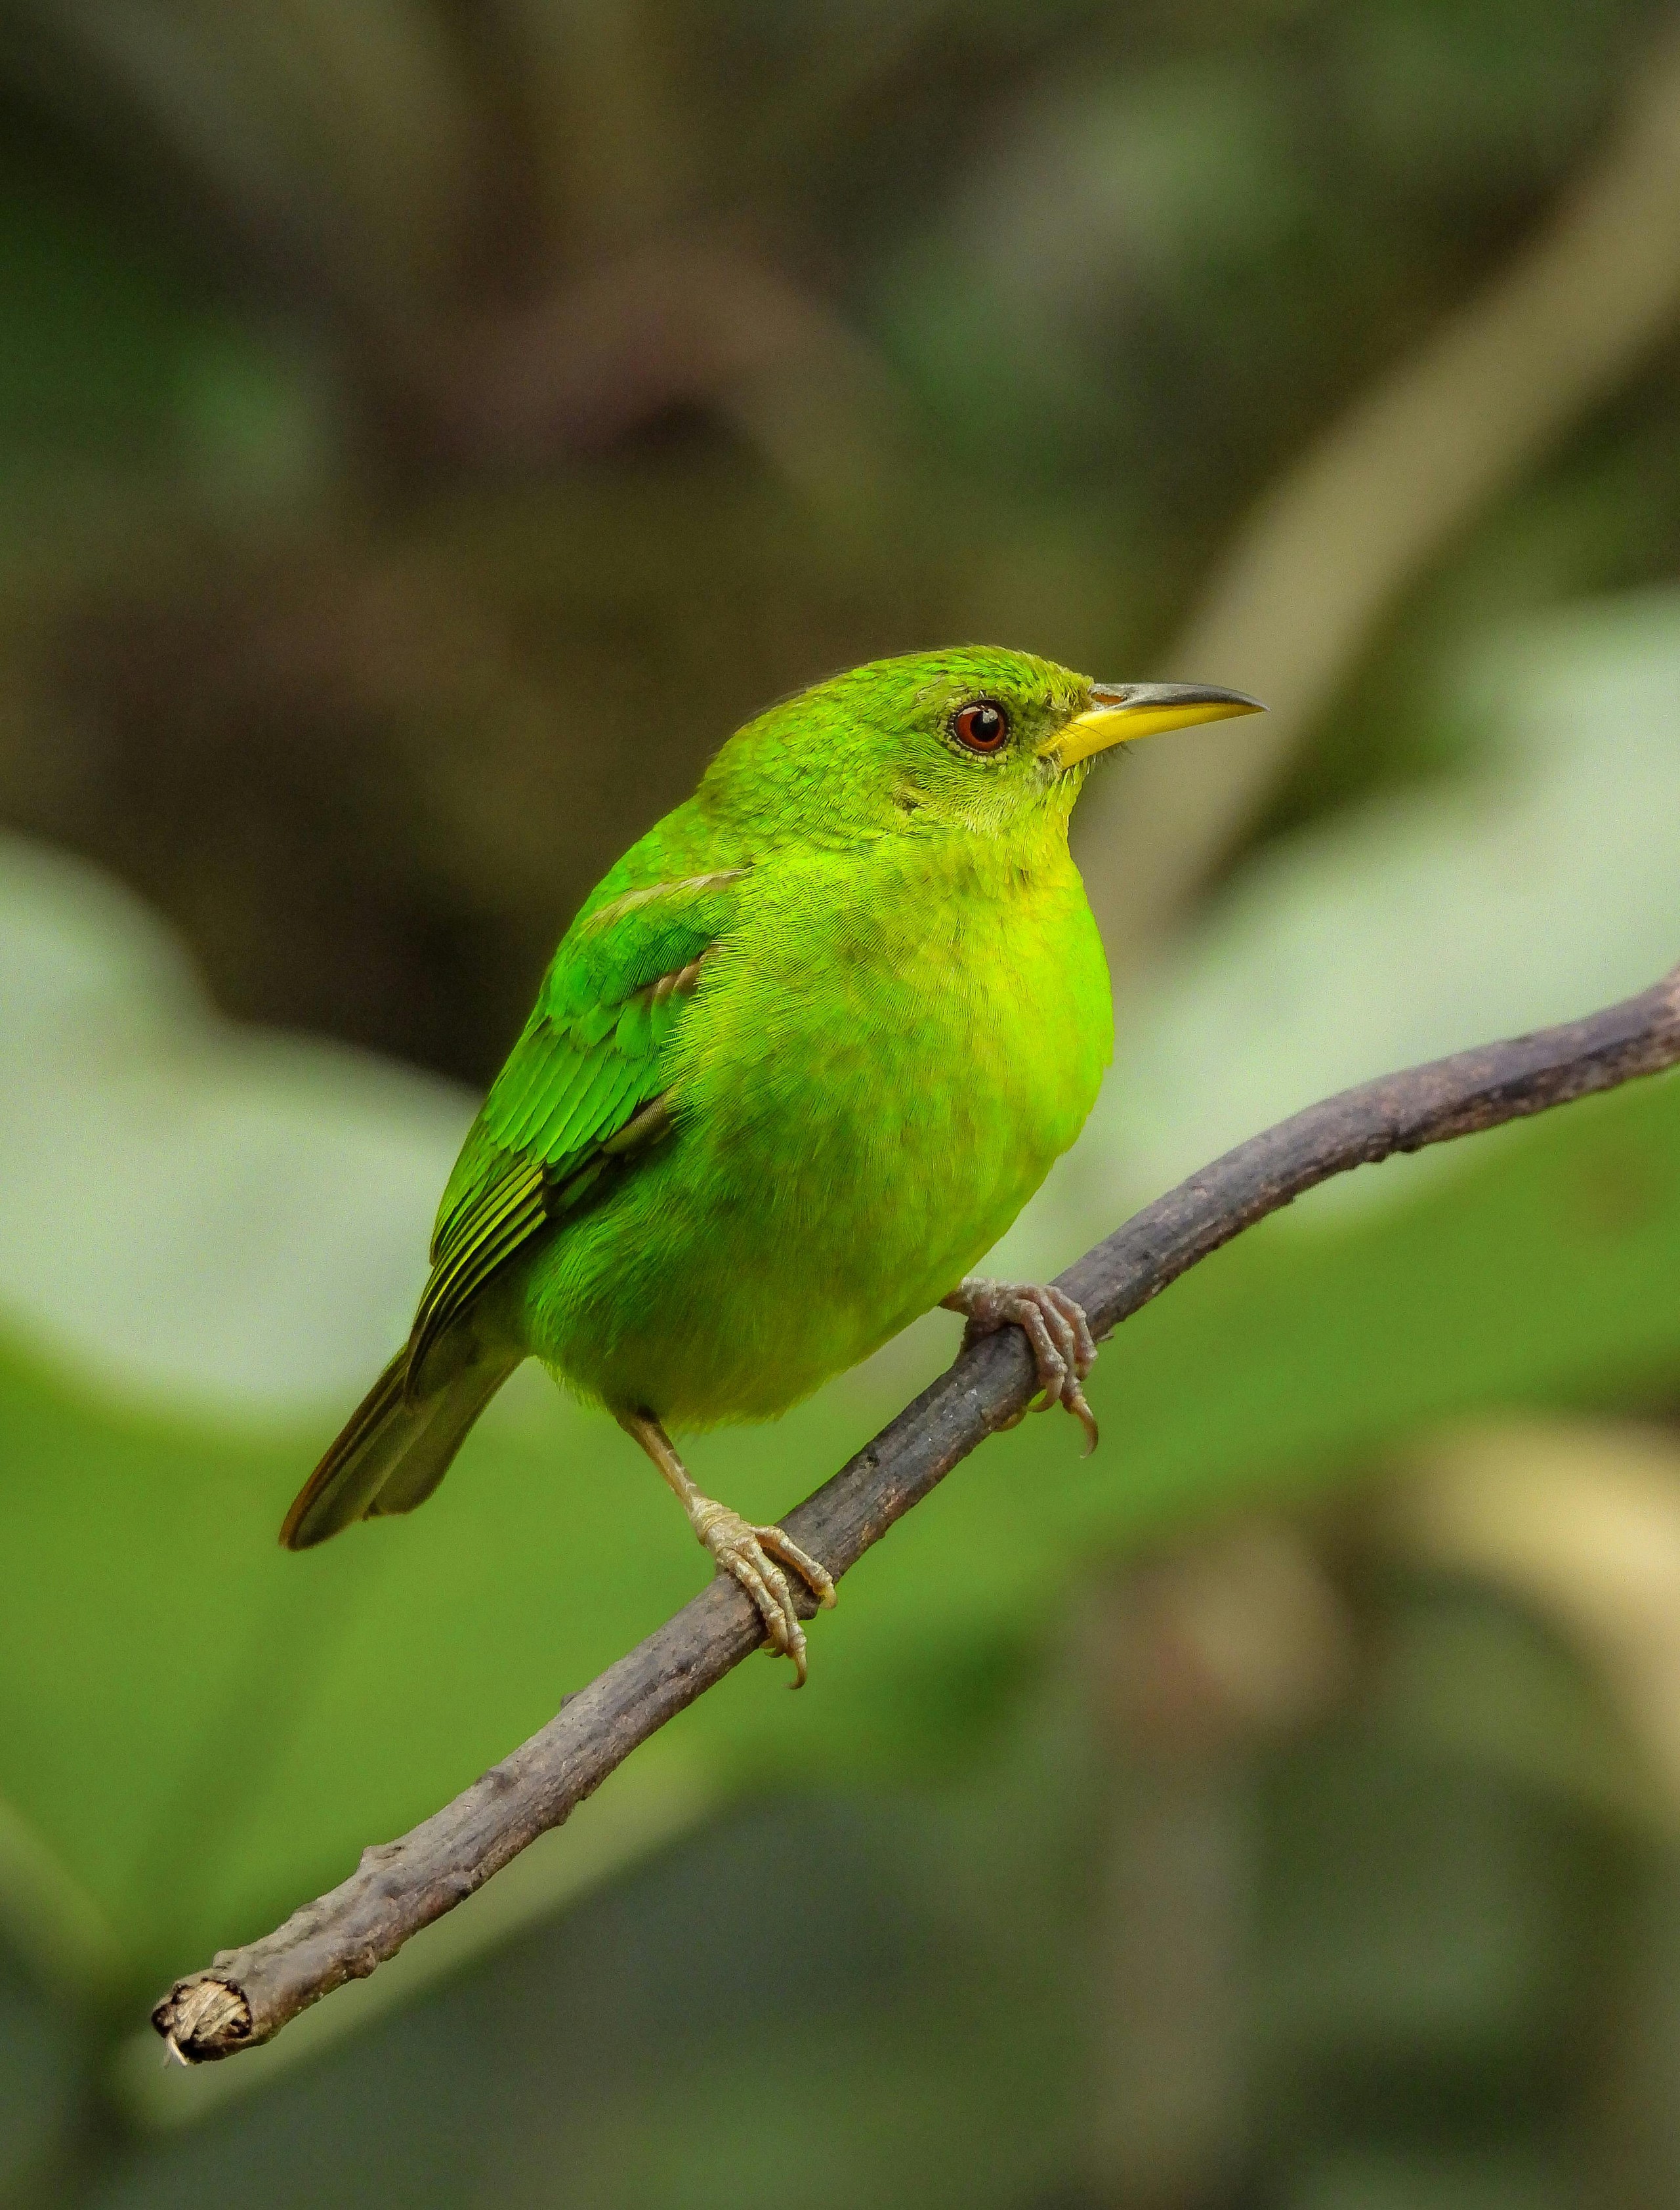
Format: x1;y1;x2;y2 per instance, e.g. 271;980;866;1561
282;648;1259;1680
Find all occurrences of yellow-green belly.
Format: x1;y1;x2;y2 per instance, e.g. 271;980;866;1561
517;839;1112;1427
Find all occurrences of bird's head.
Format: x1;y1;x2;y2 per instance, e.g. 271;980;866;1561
700;646;1263;848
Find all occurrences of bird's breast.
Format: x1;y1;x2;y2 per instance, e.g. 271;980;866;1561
673;842;1112;1296
525;838;1114;1425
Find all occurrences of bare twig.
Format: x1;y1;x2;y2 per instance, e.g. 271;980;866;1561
154;963;1680;2062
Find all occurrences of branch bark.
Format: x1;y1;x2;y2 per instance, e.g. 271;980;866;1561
154;961;1680;2062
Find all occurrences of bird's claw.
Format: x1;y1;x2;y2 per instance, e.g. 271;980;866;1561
943;1276;1100;1453
690;1499;837;1686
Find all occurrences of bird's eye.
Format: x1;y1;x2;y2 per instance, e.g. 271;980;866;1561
952;700;1009;754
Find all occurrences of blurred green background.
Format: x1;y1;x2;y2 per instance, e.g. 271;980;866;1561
2;1;1680;2203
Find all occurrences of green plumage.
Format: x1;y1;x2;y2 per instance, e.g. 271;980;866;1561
282;646;1116;1549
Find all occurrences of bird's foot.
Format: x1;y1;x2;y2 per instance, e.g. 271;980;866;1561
618;1409;839;1686
942;1276;1099;1453
689;1497;837;1688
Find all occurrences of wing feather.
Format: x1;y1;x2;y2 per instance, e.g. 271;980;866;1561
405;868;742;1385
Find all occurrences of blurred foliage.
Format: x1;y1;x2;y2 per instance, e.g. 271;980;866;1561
0;0;1670;1079
0;1038;1675;1997
4;629;1680;2194
3;1;1680;2206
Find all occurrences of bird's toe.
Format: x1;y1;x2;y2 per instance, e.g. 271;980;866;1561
945;1275;1102;1446
692;1501;835;1686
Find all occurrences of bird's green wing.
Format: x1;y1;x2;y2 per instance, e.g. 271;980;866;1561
406;867;746;1382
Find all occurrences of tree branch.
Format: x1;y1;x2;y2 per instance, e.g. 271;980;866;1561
154;963;1680;2062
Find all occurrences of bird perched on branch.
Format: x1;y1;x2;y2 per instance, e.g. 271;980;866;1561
281;648;1260;1680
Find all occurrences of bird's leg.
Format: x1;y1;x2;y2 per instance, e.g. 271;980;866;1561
617;1409;837;1687
942;1276;1100;1453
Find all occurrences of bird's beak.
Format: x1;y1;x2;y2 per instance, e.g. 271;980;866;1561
1037;682;1266;772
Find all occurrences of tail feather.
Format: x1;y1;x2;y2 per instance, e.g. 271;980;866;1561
281;1343;518;1550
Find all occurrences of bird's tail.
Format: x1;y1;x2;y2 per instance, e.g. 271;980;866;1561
280;1341;519;1549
